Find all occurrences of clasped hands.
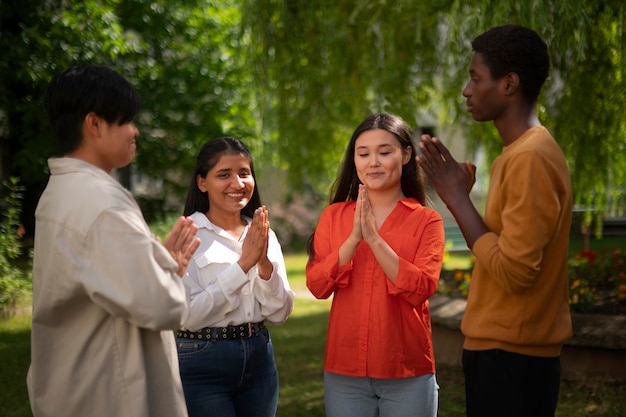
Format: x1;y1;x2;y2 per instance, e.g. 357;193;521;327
416;134;476;208
163;216;201;277
347;184;381;246
239;206;273;280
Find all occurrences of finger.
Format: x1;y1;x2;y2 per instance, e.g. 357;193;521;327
430;137;457;164
465;160;477;189
418;138;443;170
176;220;196;251
184;237;201;260
250;208;263;231
182;223;199;249
164;217;191;252
416;154;435;177
465;160;476;178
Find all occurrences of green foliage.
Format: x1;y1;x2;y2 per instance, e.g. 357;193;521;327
1;0;625;235
1;0;256;226
241;0;626;214
553;2;626;231
0;178;32;318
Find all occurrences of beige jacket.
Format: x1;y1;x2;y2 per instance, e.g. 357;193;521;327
28;158;190;417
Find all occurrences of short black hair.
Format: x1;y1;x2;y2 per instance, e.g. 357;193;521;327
44;65;140;155
472;25;549;103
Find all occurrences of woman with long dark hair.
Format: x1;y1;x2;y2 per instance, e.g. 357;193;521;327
177;137;294;417
306;113;444;417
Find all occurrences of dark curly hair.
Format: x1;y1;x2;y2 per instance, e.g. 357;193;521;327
471;24;549;104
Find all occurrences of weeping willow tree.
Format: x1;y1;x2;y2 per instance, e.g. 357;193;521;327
241;0;626;230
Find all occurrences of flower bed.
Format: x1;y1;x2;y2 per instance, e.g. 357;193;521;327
438;248;626;315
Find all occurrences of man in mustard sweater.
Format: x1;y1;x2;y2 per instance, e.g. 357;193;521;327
417;25;573;417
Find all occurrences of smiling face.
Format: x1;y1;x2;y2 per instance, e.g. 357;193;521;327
354;129;411;194
197;152;255;217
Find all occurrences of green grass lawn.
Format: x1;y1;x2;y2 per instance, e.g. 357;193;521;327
0;313;32;417
2;251;625;416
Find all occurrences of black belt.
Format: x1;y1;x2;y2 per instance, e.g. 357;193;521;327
176;321;265;341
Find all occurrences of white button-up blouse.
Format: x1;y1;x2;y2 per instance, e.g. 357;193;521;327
181;211;294;331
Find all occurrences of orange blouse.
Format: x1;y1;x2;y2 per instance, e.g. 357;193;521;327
306;198;444;378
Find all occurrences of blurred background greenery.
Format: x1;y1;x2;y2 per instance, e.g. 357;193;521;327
1;0;625;248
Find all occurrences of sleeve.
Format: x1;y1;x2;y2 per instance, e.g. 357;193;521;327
473;150;564;294
81;208;189;331
305;205;353;299
252;229;295;325
386;210;445;307
181;239;251;331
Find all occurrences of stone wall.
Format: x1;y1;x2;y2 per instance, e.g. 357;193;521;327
429;294;626;381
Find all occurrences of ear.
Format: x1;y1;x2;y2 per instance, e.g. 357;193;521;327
83;112;101;137
502;72;520;96
196;174;207;192
402;145;412;165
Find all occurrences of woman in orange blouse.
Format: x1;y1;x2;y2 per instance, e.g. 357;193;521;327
306;113;445;417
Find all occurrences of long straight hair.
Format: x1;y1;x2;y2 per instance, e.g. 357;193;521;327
329;113;426;205
307;113;427;260
183;137;262;218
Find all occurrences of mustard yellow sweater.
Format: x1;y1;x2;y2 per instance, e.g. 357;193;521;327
462;126;573;357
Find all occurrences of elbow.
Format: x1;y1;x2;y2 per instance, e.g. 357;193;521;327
306;284;333;300
305;274;335;299
503;271;537;295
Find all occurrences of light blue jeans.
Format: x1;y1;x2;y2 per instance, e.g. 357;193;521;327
177;327;278;417
324;371;438;417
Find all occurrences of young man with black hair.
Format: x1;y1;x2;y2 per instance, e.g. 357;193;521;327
417;25;573;417
28;65;201;417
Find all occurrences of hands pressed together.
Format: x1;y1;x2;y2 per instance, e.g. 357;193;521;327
416;134;476;209
239;206;274;280
163;216;201;277
350;184;380;245
338;184;384;266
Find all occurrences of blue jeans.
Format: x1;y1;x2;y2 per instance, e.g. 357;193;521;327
177;327;279;417
324;371;439;417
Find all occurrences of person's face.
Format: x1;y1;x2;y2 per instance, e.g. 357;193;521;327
354;129;411;193
462;52;506;122
95;119;139;172
197;153;255;216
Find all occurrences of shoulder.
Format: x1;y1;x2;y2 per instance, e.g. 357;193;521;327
500;127;568;173
399;198;442;221
319;201;355;220
509;126;564;158
39;159;139;225
323;201;355;212
190;211;210;227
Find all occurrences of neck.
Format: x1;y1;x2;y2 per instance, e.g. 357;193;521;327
66;148;113;174
366;188;405;212
365;188;404;229
206;210;245;232
494;107;541;146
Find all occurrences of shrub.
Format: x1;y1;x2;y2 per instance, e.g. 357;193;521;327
568;248;626;313
438;247;626;315
0;177;32;318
